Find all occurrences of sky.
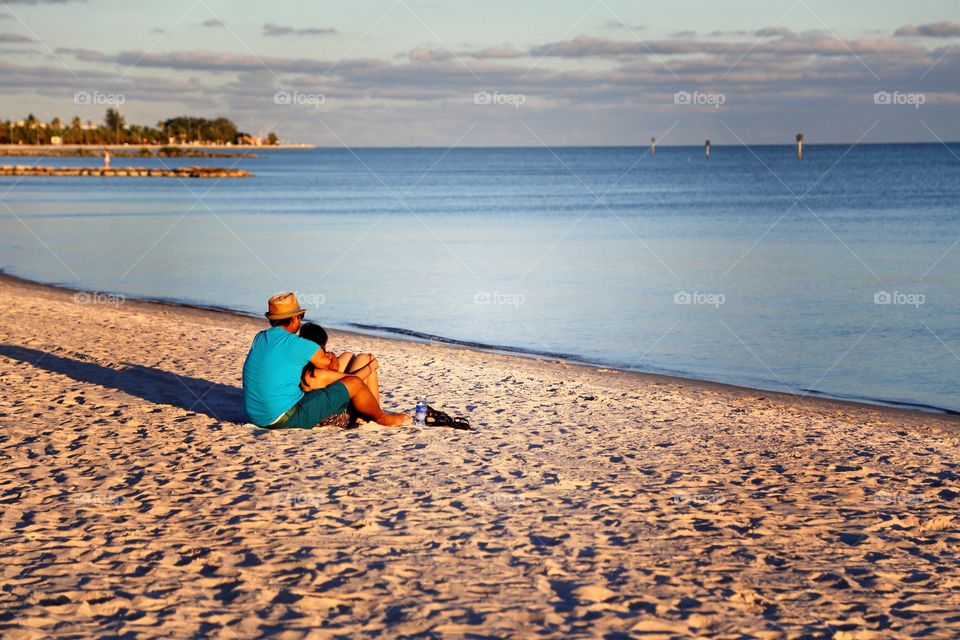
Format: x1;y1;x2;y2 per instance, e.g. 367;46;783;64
1;0;959;146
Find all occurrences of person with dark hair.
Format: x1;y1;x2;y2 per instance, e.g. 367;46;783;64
298;322;328;350
242;292;409;429
296;322;350;428
298;321;381;402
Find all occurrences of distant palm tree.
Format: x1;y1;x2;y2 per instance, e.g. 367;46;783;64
25;114;39;143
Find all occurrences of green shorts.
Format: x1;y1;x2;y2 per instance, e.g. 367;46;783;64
279;382;351;429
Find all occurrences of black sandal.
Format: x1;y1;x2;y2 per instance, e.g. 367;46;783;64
449;417;471;430
425;406;472;430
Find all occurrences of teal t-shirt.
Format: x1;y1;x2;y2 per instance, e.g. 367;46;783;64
242;326;319;426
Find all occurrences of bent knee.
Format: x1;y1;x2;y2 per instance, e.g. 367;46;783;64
352;353;373;366
339;375;365;395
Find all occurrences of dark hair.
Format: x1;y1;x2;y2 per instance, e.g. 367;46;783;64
299;322;328;349
269;314;301;328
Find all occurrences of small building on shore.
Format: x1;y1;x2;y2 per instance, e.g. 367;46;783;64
237;134;263;146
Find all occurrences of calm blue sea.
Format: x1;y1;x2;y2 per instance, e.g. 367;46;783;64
1;145;957;413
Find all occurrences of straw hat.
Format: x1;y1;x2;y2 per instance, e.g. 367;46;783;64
264;292;306;320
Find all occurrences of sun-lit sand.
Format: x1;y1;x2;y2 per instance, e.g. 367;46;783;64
1;273;958;639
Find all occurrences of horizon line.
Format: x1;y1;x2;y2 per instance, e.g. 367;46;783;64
3;140;958;150
296;140;960;149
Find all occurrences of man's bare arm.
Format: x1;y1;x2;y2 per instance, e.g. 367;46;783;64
309;348;337;370
302;356;378;392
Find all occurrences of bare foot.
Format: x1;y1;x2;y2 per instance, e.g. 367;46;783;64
375;412;411;427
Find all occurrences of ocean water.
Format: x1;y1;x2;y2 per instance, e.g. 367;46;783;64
1;145;957;413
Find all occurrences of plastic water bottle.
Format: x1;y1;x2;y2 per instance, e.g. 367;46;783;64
414;396;428;426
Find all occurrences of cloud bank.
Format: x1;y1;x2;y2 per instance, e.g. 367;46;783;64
8;12;960;146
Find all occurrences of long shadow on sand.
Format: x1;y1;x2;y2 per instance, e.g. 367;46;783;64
0;344;247;423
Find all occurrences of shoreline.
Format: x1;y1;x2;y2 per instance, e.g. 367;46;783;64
2;270;957;427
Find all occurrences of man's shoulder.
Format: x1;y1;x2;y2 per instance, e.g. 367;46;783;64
248;327;282;353
248;327;272;347
270;327;309;347
252;327;314;353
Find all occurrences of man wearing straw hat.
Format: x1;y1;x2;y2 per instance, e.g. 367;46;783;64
242;292;410;428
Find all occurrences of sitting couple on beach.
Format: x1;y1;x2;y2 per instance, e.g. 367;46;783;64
242;292;410;429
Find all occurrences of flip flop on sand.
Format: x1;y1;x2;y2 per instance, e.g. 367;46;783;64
425;405;471;430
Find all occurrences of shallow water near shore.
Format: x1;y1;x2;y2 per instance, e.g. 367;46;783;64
0;144;957;412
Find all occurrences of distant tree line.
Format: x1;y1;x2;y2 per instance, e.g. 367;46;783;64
0;109;279;146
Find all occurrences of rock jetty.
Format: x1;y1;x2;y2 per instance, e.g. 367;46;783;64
0;165;252;178
0;148;256;159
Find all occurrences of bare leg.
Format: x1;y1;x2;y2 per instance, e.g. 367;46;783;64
346;353;379;401
336;351;355;373
338;375;409;426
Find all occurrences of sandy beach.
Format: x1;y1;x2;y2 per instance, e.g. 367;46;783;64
1;273;958;639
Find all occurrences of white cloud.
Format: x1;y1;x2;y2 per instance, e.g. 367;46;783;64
0;31;32;42
895;22;960;38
